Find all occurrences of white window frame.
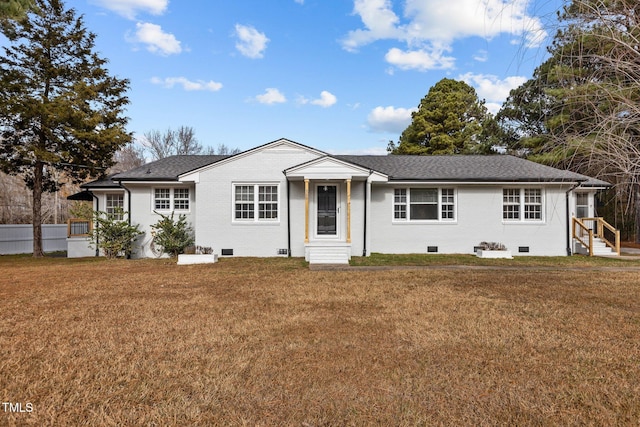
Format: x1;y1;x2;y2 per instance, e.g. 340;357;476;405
232;183;280;223
503;188;544;222
105;193;125;220
152;187;191;213
393;187;456;222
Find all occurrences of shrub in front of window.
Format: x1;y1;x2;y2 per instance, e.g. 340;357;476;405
150;211;195;258
90;208;144;259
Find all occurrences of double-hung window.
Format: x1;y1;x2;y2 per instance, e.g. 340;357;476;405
393;188;455;221
503;188;543;221
153;188;190;212
234;184;278;222
106;194;124;220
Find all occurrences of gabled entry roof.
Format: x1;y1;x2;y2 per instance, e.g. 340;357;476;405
284;155;377;180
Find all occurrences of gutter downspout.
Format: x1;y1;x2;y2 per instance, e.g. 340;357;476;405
287;178;291;257
91;191;99;257
116;180;133;259
283;170;291;257
363;170;372;256
566;181;583;256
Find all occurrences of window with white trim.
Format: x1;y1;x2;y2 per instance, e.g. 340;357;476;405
503;188;543;221
235;185;254;219
258;185;278;219
524;189;542;220
394;189;407;219
393;188;455;221
234;184;279;221
153;188;190;212
106;194;124;220
173;188;190;210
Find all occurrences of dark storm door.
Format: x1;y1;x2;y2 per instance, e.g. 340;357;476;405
317;185;337;235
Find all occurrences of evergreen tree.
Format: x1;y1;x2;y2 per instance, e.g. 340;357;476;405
389;78;497;155
0;0;34;19
498;0;640;238
0;0;131;256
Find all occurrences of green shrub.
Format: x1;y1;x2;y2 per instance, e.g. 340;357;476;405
150;212;195;258
90;209;144;259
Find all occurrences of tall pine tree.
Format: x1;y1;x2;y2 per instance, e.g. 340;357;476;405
389;78;497;155
498;0;640;238
0;0;131;256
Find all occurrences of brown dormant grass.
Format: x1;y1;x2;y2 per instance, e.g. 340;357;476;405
1;256;639;426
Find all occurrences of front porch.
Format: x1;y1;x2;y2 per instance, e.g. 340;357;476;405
572;217;620;256
285;155;383;264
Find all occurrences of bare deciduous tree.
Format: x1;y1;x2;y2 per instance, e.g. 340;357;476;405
143;126;203;160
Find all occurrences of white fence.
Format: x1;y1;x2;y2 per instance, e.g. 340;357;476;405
0;224;68;255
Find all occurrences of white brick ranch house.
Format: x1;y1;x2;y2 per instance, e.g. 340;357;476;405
68;138;616;263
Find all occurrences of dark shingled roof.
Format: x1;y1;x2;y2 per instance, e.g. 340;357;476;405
80;153;610;188
334;154;610;185
112;155;229;181
80;155;229;188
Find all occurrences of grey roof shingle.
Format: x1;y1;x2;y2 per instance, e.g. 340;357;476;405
80;153;610;189
112;155;229;180
80;155;229;188
335;154;610;185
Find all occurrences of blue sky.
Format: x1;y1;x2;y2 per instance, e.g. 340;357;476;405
67;0;563;154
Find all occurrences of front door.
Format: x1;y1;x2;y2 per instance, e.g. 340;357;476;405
317;185;337;236
576;193;589;218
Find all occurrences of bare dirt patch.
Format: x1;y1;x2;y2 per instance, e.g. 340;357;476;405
1;256;639;425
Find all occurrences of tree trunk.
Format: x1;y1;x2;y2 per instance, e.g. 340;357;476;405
32;161;44;257
635;183;640;244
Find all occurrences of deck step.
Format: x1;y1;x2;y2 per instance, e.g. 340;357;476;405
577;237;618;256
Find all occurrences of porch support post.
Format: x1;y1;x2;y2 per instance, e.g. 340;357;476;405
304;179;310;243
346;179;352;243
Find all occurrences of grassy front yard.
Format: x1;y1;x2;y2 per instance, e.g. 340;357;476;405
1;256;639;425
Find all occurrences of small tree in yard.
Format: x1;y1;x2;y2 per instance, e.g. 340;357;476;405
150;212;194;258
90;209;143;259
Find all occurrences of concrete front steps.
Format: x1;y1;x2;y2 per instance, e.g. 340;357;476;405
305;243;351;264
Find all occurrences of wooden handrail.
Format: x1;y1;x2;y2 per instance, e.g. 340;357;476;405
573;218;594;256
67;218;92;238
572;217;620;256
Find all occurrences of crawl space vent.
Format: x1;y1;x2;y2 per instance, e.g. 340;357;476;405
221;249;234;256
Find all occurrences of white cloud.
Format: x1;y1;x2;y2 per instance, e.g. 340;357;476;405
151;77;223;92
90;0;168;19
255;88;286;105
385;47;455;71
133;22;182;55
458;72;527;106
342;0;547;71
235;24;269;59
367;106;416;133
311;91;337;108
473;49;489;62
